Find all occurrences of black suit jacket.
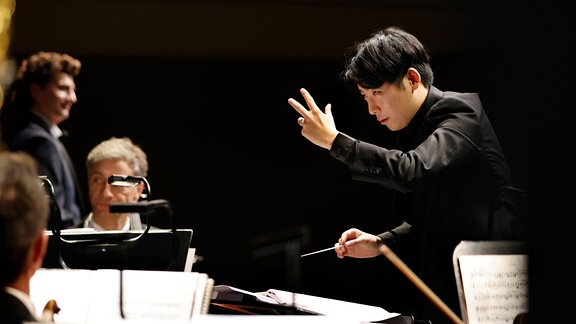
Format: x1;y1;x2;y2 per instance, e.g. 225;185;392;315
0;290;37;324
330;86;517;323
6;112;85;228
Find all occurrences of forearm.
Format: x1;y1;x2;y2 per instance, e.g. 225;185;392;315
377;221;412;245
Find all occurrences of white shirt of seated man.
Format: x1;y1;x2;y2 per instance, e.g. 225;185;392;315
85;159;145;231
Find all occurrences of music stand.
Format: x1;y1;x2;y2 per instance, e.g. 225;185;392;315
45;197;188;271
452;240;529;323
42;228;193;271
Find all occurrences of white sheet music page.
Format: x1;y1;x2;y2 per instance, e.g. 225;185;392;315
459;254;529;324
30;268;92;322
30;268;207;322
211;285;399;322
266;289;400;322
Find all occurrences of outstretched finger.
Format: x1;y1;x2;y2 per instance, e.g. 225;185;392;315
288;97;309;117
299;88;321;112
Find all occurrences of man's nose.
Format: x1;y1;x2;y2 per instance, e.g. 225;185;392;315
69;90;77;103
102;183;115;196
367;100;378;115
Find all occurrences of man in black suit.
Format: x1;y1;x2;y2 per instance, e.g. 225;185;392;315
288;26;523;324
0;51;86;228
0;151;51;323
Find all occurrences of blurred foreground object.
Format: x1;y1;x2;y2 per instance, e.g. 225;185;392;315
0;0;15;143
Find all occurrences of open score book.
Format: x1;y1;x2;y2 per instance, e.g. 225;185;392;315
211;285;400;322
30;268;214;322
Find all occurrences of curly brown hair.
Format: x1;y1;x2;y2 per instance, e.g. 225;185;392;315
0;51;81;145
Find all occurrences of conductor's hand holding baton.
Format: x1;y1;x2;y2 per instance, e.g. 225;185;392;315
335;228;384;259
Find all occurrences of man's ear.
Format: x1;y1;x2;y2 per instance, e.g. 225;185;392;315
406;67;421;91
407;67;421;86
31;233;48;267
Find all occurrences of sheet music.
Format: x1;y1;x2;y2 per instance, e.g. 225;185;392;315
31;268;209;322
266;289;400;322
212;285;279;304
30;268;92;322
185;248;196;272
459;254;528;324
212;285;399;322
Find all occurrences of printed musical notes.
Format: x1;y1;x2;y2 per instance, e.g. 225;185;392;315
459;254;528;324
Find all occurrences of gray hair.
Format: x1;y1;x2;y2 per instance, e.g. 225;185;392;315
86;137;148;177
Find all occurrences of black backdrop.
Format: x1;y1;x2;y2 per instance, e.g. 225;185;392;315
49;49;531;314
8;0;545;319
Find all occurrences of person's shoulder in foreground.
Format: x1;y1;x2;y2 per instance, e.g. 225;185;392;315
0;151;51;323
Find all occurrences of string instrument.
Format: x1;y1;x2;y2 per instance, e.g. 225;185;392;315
39;299;60;322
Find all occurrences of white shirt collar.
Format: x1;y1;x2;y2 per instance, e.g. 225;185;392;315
83;212;131;231
31;110;63;138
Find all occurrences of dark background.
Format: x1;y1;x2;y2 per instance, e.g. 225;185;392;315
7;0;566;322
